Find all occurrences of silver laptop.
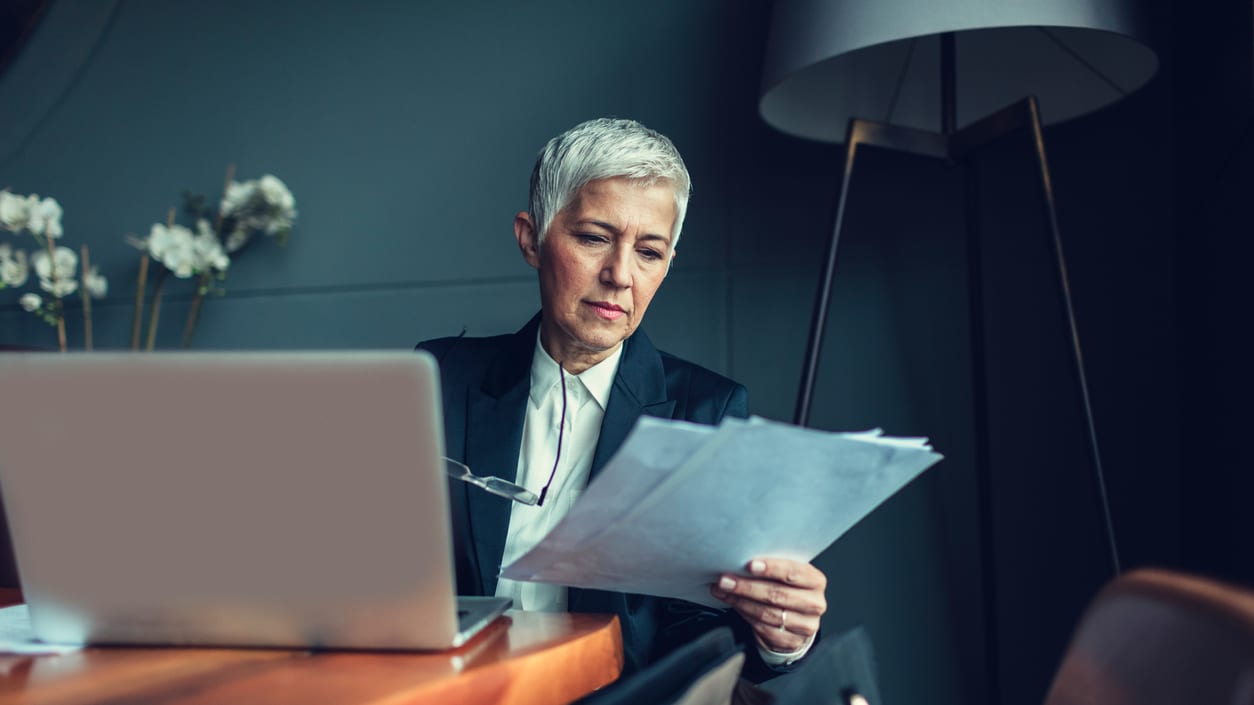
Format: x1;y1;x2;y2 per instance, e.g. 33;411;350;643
0;351;510;650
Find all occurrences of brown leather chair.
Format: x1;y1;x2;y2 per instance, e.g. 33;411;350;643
1044;568;1254;705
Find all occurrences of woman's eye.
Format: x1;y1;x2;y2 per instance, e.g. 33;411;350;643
577;234;607;245
638;248;663;261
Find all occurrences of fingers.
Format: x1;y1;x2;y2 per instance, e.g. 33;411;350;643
725;590;819;652
745;558;827;591
752;616;816;653
711;576;824;620
712;583;824;628
711;561;827;617
709;557;828;653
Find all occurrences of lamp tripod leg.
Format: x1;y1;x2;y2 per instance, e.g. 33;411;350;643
794;120;865;428
1024;97;1123;577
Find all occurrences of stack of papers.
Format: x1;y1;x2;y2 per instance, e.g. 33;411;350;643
0;605;80;655
501;415;942;607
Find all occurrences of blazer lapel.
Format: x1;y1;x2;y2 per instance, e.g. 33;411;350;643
589;329;677;479
464;316;537;596
463;321;676;607
572;329;675;614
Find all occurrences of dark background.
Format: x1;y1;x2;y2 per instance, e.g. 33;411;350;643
0;2;1249;704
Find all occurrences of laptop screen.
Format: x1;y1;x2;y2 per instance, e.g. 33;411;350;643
0;351;473;649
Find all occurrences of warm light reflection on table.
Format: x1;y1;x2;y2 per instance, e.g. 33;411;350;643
0;590;622;705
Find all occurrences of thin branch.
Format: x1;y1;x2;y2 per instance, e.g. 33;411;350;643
54;297;66;352
181;273;208;349
40;234;67;352
144;268;167;352
130;254;149;350
79;244;93;351
214;164;236;232
142;209;177;352
182;164;234;349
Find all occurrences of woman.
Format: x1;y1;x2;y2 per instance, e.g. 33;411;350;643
418;118;827;680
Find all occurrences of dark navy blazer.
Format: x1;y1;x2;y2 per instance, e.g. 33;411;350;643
417;314;801;681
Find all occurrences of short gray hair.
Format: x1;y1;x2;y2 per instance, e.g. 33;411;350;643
528;118;691;249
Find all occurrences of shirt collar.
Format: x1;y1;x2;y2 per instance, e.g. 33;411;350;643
529;332;623;412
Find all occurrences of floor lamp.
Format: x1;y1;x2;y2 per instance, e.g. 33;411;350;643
758;2;1158;703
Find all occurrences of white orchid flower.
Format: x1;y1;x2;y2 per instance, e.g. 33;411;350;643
26;196;63;238
31;246;79;297
84;265;107;298
258;174;295;211
257;175;297;235
264;214;295;235
19;293;42;312
145;222;198;277
147;223;187;260
0;190;30;232
220;180;256;217
219;176;296;238
31;246;77;280
44;279;78;297
0;243;30;287
192;219;230;272
224;225;250;253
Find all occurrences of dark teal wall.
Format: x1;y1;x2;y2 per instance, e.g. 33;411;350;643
1174;2;1254;586
0;0;759;361
0;2;1200;705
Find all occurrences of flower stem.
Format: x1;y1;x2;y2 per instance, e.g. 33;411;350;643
180;164;234;349
144;268;167;352
54;310;66;351
131;254;149;350
140;207;178;352
39;233;67;352
214;164;236;231
181;273;209;348
79;244;93;351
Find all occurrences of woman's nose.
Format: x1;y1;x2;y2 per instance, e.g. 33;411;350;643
600;246;633;288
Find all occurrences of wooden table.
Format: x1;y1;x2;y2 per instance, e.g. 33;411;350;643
0;589;622;705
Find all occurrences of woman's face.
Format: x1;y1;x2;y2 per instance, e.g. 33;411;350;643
514;177;676;373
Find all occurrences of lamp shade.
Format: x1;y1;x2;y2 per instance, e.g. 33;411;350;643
760;0;1159;142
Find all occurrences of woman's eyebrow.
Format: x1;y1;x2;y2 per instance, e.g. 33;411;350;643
575;220;672;244
574;219;620;232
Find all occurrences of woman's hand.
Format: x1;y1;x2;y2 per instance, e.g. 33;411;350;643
710;557;827;653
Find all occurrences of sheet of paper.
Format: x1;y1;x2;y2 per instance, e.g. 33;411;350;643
501;415;942;607
0;605;81;655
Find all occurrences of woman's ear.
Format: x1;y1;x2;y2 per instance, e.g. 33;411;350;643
514;212;541;270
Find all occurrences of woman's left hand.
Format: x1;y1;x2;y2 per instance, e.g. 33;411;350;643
710;557;827;653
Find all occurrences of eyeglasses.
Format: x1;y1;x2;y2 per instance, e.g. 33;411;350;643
444;457;539;505
444;361;569;507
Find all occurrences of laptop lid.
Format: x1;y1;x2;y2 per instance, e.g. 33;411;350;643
0;351;495;650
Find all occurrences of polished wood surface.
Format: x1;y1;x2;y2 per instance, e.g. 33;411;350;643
0;602;622;705
0;590;19;608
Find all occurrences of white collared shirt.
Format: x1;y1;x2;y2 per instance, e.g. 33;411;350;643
492;333;811;665
493;334;622;612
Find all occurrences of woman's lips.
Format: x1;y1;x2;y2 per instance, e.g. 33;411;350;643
587;301;626;321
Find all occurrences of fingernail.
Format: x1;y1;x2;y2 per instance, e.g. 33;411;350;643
719;576;736;591
750;560;766;575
